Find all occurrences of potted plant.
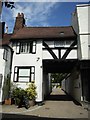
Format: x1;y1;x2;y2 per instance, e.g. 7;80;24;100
12;87;26;107
3;75;12;105
25;82;37;106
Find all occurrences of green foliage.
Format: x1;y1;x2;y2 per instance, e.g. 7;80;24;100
12;87;26;106
25;82;37;100
51;73;68;85
12;82;37;105
10;82;17;92
3;75;11;98
15;97;21;105
12;87;26;99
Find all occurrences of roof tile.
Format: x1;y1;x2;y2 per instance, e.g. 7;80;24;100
0;34;12;46
11;26;76;40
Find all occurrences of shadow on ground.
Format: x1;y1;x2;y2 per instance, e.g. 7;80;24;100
45;94;72;101
0;113;88;120
45;93;82;106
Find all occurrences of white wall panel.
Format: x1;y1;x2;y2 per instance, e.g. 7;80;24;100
77;5;89;34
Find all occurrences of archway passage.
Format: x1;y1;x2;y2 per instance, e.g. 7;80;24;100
43;59;79;102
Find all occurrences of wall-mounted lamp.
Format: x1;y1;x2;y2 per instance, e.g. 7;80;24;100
37;57;40;61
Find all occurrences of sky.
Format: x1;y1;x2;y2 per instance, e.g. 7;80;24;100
1;1;89;33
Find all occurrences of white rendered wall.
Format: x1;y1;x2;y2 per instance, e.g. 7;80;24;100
79;35;88;59
77;4;89;34
35;41;43;102
0;48;5;102
72;4;90;60
4;48;11;77
66;50;77;59
0;47;11;102
11;40;43;102
88;35;90;58
43;50;58;59
61;69;82;103
0;48;5;76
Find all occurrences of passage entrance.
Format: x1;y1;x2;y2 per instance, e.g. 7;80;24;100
43;59;79;101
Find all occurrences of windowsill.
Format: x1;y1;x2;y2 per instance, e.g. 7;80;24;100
16;53;36;54
13;81;31;83
3;58;7;61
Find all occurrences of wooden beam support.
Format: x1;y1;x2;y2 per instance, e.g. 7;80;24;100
58;49;61;59
61;40;77;59
43;47;77;50
43;41;58;59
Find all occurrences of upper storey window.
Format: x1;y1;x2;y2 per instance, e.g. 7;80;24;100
3;48;8;61
54;40;73;47
16;41;36;54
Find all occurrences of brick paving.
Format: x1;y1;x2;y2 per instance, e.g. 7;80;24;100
0;88;89;120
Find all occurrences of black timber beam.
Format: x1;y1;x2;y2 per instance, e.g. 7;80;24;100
43;47;77;50
61;40;77;59
43;41;58;59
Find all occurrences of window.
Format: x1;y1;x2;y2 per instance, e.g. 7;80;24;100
65;41;73;46
54;41;73;47
16;42;20;54
16;41;36;54
13;66;35;82
0;74;3;88
20;43;31;53
3;49;8;61
54;41;64;47
59;32;64;36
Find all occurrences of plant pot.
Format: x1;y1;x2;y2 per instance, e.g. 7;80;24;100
5;98;12;105
29;100;35;106
15;98;21;106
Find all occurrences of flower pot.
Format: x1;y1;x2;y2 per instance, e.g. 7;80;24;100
29;100;35;106
15;98;21;106
5;98;12;105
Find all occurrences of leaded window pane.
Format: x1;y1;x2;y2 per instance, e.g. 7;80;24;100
19;41;36;54
55;41;64;47
31;74;35;81
18;77;29;82
16;42;20;54
19;69;30;76
14;74;18;82
3;49;8;61
14;67;35;82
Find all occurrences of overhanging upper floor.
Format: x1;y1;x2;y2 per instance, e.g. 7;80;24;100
43;59;79;73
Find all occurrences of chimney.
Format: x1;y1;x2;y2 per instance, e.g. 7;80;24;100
5;25;8;34
13;13;25;33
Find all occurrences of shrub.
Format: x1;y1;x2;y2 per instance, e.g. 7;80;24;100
12;87;26;106
12;87;26;98
25;82;37;100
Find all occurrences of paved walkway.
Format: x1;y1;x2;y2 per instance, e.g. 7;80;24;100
0;88;89;119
